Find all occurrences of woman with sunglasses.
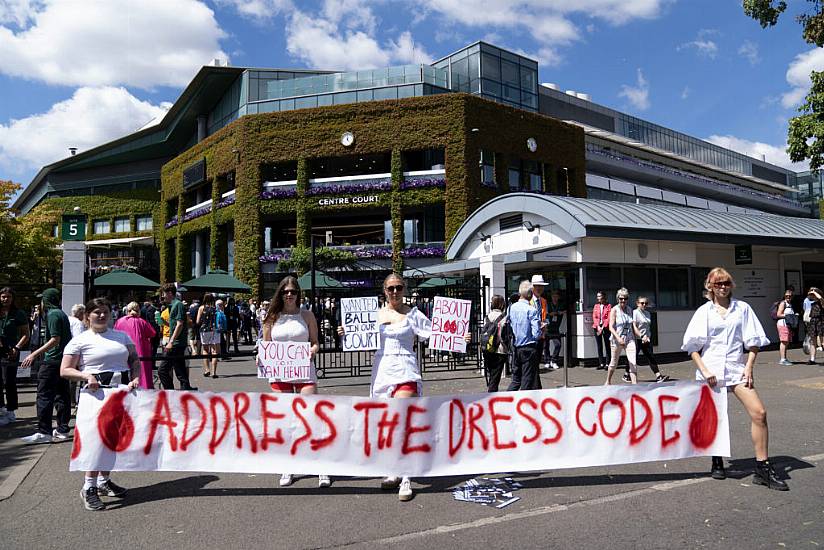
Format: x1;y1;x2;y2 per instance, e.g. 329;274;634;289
682;267;788;490
60;298;141;511
604;287;639;385
630;296;669;383
260;276;330;489
338;273;469;501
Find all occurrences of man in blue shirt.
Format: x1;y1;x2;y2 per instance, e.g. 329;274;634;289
507;280;542;391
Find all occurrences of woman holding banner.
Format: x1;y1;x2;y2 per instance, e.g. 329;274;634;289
60;298;141;511
339;273;470;501
682;267;788;491
261;276;330;488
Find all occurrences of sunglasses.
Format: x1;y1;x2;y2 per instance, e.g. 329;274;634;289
385;285;405;293
618;297;627;301
712;281;732;288
281;289;298;296
638;301;648;305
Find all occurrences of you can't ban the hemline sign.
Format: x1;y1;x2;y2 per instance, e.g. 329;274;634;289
70;382;729;476
430;296;471;353
256;341;311;380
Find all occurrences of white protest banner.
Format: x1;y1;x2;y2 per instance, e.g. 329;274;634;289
256;340;311;380
341;297;379;351
70;382;729;477
430;296;471;353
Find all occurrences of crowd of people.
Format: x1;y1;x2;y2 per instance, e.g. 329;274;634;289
2;266;815;510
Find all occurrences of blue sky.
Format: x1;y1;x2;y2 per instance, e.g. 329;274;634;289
0;0;819;194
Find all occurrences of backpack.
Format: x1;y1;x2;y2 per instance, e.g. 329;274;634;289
769;301;781;321
481;312;503;353
200;306;216;332
498;314;514;354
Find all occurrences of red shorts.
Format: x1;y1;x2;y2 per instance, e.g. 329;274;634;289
270;382;316;393
777;324;791;342
391;381;418;397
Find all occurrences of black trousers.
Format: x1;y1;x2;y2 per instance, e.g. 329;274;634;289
635;340;660;375
507;344;541;391
0;359;18;411
158;344;190;389
594;330;610;366
36;361;70;435
482;351;507;392
227;325;239;352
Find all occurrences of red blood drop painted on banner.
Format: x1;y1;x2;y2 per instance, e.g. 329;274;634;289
97;390;135;452
688;385;718;449
71;427;81;460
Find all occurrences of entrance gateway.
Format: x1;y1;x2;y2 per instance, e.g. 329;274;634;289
427;193;824;363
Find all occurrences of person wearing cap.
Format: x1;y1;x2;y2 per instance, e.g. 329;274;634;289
529;275;550;372
157;283;196;391
20;288;72;443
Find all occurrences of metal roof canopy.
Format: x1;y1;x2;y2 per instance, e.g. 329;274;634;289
447;193;824;260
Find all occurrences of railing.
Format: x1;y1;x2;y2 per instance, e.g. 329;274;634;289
185;198;212;214
259;242;445;263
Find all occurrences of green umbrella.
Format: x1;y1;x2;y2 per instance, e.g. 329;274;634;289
297;270;345;289
414;276;462;289
93;271;160;289
182;269;251;293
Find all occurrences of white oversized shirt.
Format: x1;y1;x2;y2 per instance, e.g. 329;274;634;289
63;328;134;374
371;307;431;398
681;299;770;386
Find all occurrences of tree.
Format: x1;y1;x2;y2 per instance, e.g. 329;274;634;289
744;1;824;171
0;179;60;287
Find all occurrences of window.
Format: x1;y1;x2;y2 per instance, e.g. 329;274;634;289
508;167;521;190
52;225;59;238
623;267;656;306
93;220;110;235
658;268;689;308
136;215;153;231
114;217;130;233
479;150;495;186
585;267;621;308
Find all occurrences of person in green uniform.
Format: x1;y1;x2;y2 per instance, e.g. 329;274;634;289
21;288;72;444
0;287;30;425
157;283;196;391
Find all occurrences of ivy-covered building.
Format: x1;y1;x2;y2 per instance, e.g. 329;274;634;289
14;41;806;297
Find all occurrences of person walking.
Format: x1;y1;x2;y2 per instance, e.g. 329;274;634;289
20;288;72;443
530;275;550;370
216;299;230;359
157;284;196;391
507;280;542;391
141;300;161;355
604;288;639;385
60;298;142;510
197;293;221;378
592;291;611;369
260;276;329;489
682;267;788;490
226;297;240;353
627;296;669;383
187;298;202;363
546;290;564;369
806;288;824;365
481;295;508;392
69;304;86;338
776;288;797;366
0;288;30;425
113;302;156;389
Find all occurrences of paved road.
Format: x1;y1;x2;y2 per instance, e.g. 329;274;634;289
1;347;823;549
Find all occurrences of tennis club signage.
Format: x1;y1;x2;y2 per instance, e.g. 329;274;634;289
317;195;380;207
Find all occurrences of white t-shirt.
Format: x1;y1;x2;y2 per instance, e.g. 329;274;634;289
63;329;134;374
69;316;86;338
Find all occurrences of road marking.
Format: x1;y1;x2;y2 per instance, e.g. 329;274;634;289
365;453;823;546
0;446;48;501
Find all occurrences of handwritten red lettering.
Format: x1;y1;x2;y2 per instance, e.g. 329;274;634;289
629;394;652;446
598;397;626;438
488;396;516;450
658;395;681;448
311;400;337;451
353;402;387;457
401;404;431;454
516;398;541;444
180;394;207;451
290;398;312;455
143;391;178;455
260;394;285;450
540;398;563;444
233;392;258;453
448;399;466;457
468;403;490;450
377;409;400;450
576;396;597;436
209;396;231;455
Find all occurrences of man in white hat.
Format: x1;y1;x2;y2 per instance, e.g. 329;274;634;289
530;275;551;372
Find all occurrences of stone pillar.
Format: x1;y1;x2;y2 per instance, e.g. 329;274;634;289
479;254;506;316
194;233;205;277
62;241;87;315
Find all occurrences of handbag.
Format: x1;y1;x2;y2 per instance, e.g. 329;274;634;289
803;334;811;356
784;312;799;329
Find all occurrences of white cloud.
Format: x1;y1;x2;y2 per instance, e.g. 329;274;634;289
738;40;760;65
706;134;808;172
677;29;719;59
619;68;650;111
285;7;431;70
0;0;228;89
680;86;690;99
0;0;39;27
0;87;171;176
782;47;824;108
214;0;292;19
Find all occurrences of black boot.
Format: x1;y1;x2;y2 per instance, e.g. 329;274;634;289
710;456;726;480
753;460;789;491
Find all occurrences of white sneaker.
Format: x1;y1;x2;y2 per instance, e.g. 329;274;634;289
21;432;51;445
398;477;412;501
380;476;400;490
318;475;331;488
52;429;71;442
279;473;294;487
550;361;560;370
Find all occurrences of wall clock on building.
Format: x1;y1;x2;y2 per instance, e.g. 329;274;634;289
527;137;537;152
341;131;355;147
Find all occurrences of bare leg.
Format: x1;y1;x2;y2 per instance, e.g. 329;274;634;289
732;384;768;461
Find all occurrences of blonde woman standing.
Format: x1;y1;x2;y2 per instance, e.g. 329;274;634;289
682;267;788;490
604;288;639;385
